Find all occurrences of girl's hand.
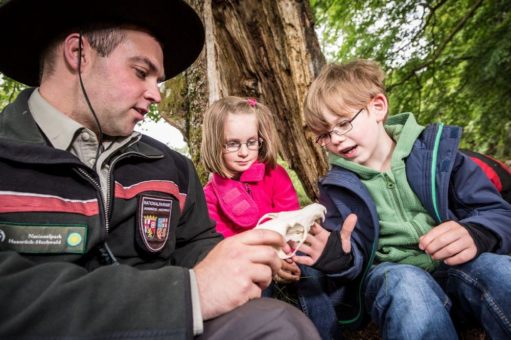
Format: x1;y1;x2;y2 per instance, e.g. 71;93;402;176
274;259;301;283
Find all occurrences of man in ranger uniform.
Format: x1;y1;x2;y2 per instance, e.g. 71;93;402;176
0;0;320;338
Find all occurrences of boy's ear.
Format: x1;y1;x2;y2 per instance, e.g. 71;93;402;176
370;93;388;122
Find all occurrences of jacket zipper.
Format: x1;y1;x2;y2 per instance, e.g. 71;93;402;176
323;181;379;326
76;167;110;233
244;183;252;196
383;172;408;222
430;123;444;222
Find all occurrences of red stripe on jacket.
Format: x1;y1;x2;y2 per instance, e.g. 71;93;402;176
0;191;99;216
470;158;503;192
114;180;187;211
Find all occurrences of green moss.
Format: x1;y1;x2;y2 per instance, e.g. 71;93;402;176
278;158;312;207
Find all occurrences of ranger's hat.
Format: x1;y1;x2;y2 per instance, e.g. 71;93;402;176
0;0;205;86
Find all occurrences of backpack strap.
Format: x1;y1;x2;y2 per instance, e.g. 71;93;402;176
461;149;511;204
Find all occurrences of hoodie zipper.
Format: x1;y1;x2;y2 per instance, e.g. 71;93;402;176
244;183;252;196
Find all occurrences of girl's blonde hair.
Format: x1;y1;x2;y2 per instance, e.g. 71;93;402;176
201;96;279;178
304;59;386;134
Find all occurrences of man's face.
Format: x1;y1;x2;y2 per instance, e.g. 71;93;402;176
85;29;164;137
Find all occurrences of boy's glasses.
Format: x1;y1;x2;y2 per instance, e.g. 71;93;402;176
223;138;263;153
315;108;365;146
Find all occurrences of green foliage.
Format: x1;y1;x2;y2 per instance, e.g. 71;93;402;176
279;159;312;207
312;0;511;159
0;75;25;109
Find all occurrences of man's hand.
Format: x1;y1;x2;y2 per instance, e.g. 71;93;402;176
292;214;357;266
274;259;301;283
193;229;285;320
419;220;477;265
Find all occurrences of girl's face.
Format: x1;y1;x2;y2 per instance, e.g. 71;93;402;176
222;112;259;178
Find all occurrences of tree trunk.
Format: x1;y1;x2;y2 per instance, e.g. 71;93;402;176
158;0;328;200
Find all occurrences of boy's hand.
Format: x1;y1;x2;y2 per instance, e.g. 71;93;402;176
291;213;357;266
340;214;357;253
274;259;301;283
419;220;477;265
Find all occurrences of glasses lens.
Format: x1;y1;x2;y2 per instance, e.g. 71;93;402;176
316;134;330;146
224;138;262;152
224;141;241;152
246;139;259;150
333;122;352;136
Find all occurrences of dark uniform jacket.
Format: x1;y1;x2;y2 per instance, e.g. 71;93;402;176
0;89;222;339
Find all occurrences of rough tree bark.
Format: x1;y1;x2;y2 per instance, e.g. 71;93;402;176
158;0;328;201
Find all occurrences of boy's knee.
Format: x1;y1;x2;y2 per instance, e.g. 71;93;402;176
448;253;511;292
368;264;447;306
372;263;431;289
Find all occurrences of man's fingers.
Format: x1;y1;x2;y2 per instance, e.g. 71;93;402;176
237;229;285;248
340;213;357;253
250;264;274;289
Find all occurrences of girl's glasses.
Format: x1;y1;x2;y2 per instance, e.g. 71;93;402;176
223;138;263;152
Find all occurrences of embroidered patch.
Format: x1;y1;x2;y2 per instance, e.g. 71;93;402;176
138;195;172;253
0;223;87;254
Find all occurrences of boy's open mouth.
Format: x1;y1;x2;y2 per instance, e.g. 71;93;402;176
340;145;357;158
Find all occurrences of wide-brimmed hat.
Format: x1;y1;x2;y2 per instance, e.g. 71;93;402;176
0;0;205;86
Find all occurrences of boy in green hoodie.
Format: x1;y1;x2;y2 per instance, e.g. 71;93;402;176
302;59;511;339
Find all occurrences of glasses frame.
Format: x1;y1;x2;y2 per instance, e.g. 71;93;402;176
223;137;264;153
315;107;365;146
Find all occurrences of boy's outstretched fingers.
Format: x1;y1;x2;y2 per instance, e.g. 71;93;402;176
340;214;357;253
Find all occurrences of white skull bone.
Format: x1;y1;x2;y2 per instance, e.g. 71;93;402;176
254;203;327;259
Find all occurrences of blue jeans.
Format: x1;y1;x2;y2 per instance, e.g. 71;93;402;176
363;253;511;340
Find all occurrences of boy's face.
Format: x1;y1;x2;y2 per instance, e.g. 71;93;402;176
320;95;390;169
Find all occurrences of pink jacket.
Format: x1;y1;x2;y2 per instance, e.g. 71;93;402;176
204;162;300;237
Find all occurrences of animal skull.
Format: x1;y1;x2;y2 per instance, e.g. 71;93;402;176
254;203;327;259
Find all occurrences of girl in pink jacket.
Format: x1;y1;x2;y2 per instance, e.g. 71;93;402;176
201;96;301;282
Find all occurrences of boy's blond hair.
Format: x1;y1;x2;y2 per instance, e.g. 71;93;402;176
201;96;279;178
304;59;386;134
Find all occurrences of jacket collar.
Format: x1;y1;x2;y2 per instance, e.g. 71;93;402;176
0;88;46;144
0;88;163;165
239;161;266;182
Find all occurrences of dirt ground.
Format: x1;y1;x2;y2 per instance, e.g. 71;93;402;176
342;322;488;339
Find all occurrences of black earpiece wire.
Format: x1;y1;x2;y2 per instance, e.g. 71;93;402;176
78;32;103;170
77;32;118;265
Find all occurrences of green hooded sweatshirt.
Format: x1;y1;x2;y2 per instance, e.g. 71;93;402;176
330;113;439;271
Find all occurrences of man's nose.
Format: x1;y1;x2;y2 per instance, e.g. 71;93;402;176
145;81;161;104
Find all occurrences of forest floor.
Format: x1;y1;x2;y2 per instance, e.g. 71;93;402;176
343;322;487;339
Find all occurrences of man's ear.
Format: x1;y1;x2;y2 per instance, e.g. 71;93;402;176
370;93;388;122
63;33;89;73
